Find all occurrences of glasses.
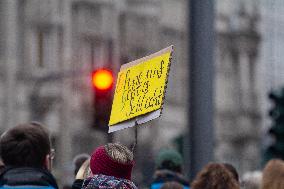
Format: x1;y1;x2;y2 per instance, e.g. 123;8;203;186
47;148;55;171
49;148;55;160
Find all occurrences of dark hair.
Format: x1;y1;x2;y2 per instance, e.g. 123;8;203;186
191;163;240;189
223;163;239;182
0;123;51;168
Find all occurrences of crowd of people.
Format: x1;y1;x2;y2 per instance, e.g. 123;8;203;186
0;122;283;189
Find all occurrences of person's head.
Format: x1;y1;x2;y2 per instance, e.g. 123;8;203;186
223;163;239;183
155;149;183;173
191;163;240;189
0;123;52;170
73;153;90;176
261;159;284;189
90;143;134;180
161;181;184;189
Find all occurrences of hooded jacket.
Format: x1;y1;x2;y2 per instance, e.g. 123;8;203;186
150;170;189;189
0;167;58;189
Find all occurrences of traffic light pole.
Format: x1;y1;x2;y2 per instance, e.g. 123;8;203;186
188;0;215;180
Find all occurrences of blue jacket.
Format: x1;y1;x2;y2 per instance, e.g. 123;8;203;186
0;167;58;189
150;170;190;189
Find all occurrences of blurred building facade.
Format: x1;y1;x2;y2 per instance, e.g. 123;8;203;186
258;0;284;149
215;0;261;173
0;0;263;185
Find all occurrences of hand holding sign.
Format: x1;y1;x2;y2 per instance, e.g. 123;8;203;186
109;46;174;133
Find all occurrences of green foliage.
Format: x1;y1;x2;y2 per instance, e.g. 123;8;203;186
264;87;284;164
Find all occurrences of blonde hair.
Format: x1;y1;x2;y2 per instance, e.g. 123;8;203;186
75;158;91;180
104;143;133;164
262;159;284;189
161;182;183;189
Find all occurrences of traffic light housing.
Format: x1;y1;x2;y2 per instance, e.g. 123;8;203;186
264;87;284;163
92;68;114;130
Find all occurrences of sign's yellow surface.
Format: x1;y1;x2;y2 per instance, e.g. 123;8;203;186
109;51;172;126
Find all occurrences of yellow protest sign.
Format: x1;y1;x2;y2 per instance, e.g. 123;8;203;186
109;46;173;127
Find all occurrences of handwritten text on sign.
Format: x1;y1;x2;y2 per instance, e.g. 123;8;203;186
109;51;172;126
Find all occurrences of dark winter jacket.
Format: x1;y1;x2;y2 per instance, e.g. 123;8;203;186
0;166;4;176
150;170;189;189
72;179;84;189
0;167;58;189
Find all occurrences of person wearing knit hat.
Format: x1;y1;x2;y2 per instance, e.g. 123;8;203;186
82;143;137;189
150;149;189;189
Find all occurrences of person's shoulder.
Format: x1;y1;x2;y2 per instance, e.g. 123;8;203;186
152;170;189;187
82;174;137;189
71;179;84;189
150;182;164;189
0;167;58;189
0;186;56;189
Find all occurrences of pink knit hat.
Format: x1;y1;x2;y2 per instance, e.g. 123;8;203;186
90;146;134;180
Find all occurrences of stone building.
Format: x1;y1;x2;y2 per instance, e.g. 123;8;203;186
258;0;284;141
0;0;262;185
215;0;261;173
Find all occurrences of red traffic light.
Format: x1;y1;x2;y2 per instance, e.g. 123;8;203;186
92;69;114;90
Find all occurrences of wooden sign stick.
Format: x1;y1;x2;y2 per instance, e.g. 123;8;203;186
131;120;139;154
